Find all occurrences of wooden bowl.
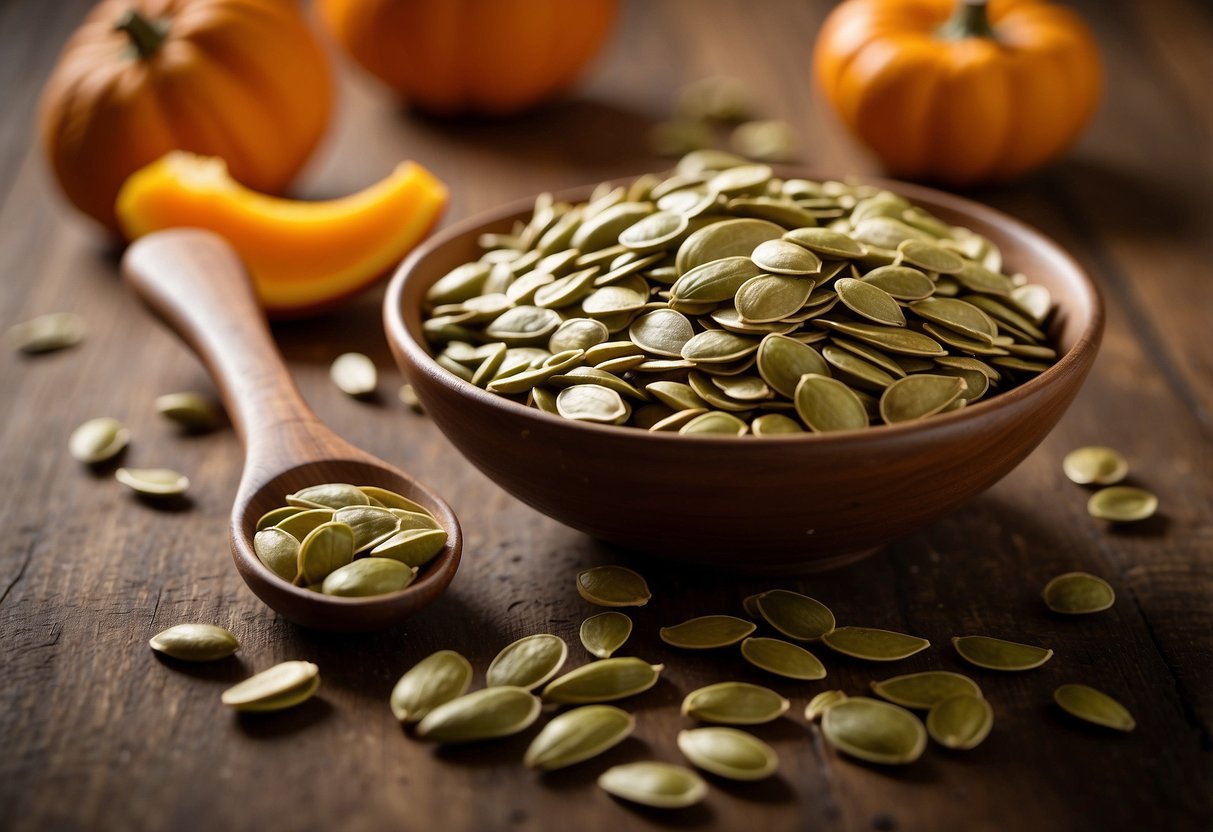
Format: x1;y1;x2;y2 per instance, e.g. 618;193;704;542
384;175;1103;573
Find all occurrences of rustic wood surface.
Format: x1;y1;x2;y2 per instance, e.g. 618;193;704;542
1;1;1209;831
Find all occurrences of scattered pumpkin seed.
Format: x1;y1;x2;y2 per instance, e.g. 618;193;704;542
1042;572;1116;614
330;352;377;397
398;383;424;413
487;634;569;690
321;558;416;596
8;312;85;353
580;612;633;658
805;690;849;721
598;762;707;809
149;623;239;662
221;661;320;712
543;658;664;704
870;671;981;710
1062;446;1129;485
822;627;930;661
524;705;635;770
660;615;756;649
820;696;926;765
1087;486;1158;522
69;416;130;464
952;635;1053;671
678;727;778;781
154;392;220;431
681;681;790;725
115;467;189;497
390;649;473;723
754;589;835;640
414;686;542;743
576;565;651;607
1053;683;1135;732
926;694;993;750
740;637;827;680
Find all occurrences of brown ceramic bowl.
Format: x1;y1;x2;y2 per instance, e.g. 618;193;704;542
384;174;1103;573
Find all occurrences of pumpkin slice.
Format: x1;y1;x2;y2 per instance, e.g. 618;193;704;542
116;151;448;316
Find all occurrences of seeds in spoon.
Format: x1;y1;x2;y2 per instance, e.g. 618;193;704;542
486;634;568;690
598;762;707;809
390;649;473;723
524;705;635;771
321;558;416;596
1053;683;1135;732
253;528;301;581
660;615;756;649
952;635;1053;671
580;611;633;659
221;661;320;712
677;727;778;781
1042;572;1115;614
926;694;993;750
149;623;239;662
576;565;651;607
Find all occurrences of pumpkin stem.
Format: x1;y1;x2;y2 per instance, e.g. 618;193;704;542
114;10;169;59
937;0;998;41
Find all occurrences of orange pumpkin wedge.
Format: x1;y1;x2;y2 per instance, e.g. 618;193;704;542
116;152;448;316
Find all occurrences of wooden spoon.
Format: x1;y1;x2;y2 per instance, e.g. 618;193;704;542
122;228;461;631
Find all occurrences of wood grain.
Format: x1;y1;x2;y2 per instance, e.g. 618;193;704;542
1;1;1210;831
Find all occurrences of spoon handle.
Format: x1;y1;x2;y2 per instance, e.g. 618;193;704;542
121;229;356;475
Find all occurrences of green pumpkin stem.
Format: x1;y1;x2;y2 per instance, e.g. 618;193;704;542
938;0;998;41
114;9;169;59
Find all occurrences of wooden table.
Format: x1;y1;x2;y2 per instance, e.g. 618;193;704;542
2;1;1210;830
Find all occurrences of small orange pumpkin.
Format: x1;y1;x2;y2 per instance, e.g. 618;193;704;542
317;0;618;116
813;0;1102;185
39;0;333;235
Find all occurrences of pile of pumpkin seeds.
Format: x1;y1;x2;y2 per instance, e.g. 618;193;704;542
252;483;447;596
421;151;1058;434
379;562;1133;812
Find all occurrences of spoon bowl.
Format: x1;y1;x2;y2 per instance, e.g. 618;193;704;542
123;229;461;631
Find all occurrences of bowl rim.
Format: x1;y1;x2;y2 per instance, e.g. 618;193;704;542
385;169;1105;447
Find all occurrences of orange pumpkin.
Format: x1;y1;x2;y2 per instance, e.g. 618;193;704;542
39;0;333;236
317;0;618;116
813;0;1102;185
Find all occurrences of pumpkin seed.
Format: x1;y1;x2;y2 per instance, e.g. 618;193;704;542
598;762;707;809
359;485;431;514
859;265;936;300
823;345;897;391
1088;487;1158;522
751;238;822;275
253;527;301;582
1053;683;1135;732
414;686;541;743
154;392;221;431
1063;447;1130;485
814;320;946;357
751;413;803;435
870;671;981;709
820;697;926;765
580;611;633;659
149;623;239;662
330;352;377;397
69;417;130;464
757;334;830;398
524;705;635;771
256;506;304;531
754;589;835;641
835;278;906;326
629;309;695;357
952;635;1053;671
897;239;965;273
681;681;790;725
735;274;814;323
681;330;760;363
926;694;993;750
487;634;568;690
678;727;778;781
288;483;368;510
370;527;448;567
115;467;189;497
298;521;356;585
879;374;968;424
794;374;868;433
576;565;651;607
333;505;401;552
679;411;748;435
660;615;756;649
822;627;930;661
276;508;336;539
909;297;998;342
784;227;865;258
740;637;827;680
8;312;85;353
805;690;849;721
555;384;630;424
1042;572;1115;614
550;318;610;353
543;657;664;704
390;650;473;723
221;661;320;712
677;219;784;274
